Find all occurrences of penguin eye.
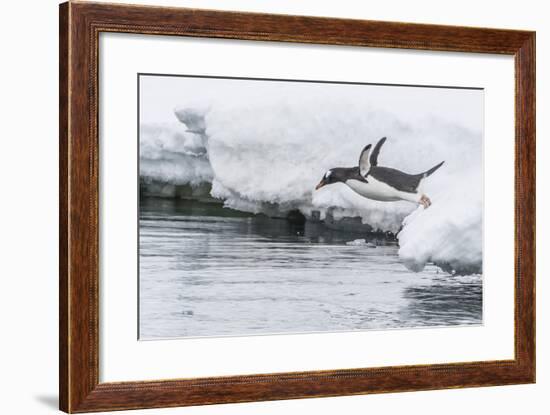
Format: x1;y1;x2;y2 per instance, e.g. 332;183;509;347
325;170;332;181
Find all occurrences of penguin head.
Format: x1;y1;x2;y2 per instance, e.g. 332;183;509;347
315;169;343;190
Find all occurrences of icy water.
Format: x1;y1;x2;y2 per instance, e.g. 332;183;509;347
139;198;482;339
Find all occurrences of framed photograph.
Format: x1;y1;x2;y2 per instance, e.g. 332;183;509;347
59;1;535;412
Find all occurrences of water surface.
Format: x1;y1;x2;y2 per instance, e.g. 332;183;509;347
139;198;482;339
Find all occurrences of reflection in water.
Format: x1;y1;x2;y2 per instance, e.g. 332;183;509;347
399;276;482;326
139;198;482;339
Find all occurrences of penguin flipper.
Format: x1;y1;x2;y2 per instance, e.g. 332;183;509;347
358;144;372;177
369;137;387;167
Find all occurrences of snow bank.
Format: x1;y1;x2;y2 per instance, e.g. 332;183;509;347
140;92;483;274
139;122;212;192
397;168;483;274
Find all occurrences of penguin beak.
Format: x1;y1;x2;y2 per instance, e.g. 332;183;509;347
315;179;326;190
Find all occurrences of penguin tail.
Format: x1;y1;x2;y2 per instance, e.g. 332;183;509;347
422;161;444;178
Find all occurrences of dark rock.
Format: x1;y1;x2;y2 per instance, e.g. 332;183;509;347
286;209;306;224
323;209;373;233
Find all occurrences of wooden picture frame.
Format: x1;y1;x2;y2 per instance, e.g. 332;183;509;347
59;1;535;412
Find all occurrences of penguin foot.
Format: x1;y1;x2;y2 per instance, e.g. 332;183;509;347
419;195;431;209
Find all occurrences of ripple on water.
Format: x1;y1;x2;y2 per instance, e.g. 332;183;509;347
139;199;482;339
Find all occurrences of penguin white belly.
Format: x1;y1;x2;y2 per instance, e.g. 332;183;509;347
345;178;420;203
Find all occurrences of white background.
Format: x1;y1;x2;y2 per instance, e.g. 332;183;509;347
101;33;514;381
0;0;545;414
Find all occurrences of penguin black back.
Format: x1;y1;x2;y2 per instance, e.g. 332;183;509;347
369;160;445;194
368;166;423;193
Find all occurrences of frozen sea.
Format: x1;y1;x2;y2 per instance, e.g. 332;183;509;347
139;198;482;339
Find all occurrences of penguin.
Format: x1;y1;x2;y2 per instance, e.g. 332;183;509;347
315;137;444;208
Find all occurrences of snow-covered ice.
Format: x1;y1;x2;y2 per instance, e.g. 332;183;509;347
139;78;483;274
